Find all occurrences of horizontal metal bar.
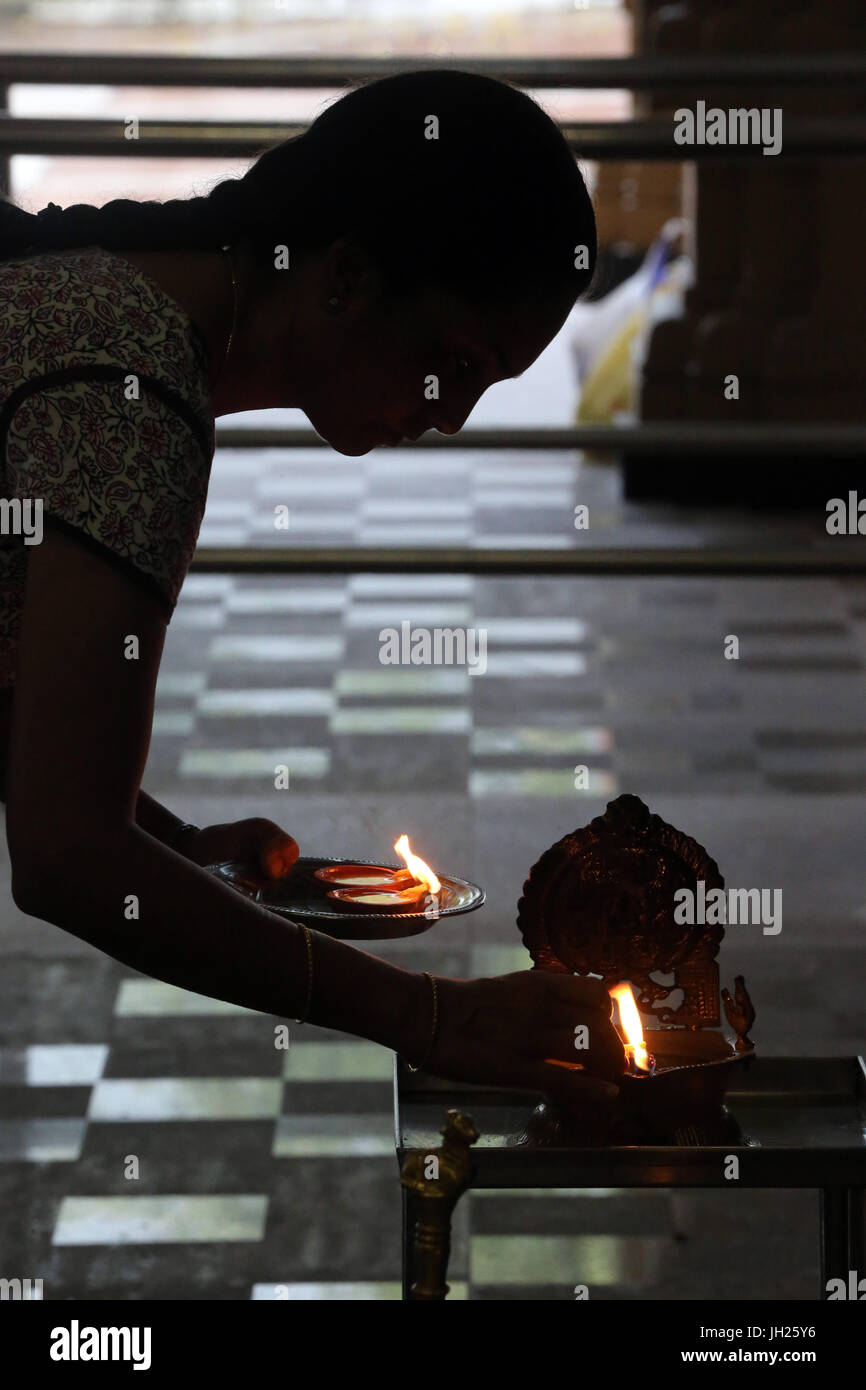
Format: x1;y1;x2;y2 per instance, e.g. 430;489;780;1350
0;80;8;199
216;423;866;456
1;53;864;89
189;547;866;577
3;115;865;160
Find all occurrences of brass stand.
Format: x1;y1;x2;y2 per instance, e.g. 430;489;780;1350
400;1110;478;1300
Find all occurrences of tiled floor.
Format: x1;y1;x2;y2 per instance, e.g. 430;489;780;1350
0;442;863;1300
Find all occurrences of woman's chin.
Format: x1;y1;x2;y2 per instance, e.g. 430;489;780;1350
331;439;376;457
320;423;384;456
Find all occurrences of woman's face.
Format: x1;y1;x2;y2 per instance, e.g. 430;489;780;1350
235;240;573;453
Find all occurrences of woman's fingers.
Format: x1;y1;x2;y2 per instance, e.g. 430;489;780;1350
427;972;632;1095
543;972;613;1013
230;818;297;876
533;974;627;1079
544;1004;626;1079
553;1027;624;1081
184;818;300;876
257;827;300;878
537;1065;620;1106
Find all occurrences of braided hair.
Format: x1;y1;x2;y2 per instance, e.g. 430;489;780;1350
0;67;596;312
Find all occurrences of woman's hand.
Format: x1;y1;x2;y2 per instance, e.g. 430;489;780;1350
177;818;299;880
427;971;626;1104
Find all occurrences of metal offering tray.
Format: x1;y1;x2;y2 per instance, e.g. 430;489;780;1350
206;855;485;939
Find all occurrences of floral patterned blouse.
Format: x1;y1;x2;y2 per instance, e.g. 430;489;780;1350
0;244;216;688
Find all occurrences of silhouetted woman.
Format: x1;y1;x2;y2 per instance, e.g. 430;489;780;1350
0;69;623;1097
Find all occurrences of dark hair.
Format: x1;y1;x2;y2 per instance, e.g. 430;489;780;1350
0;68;596;311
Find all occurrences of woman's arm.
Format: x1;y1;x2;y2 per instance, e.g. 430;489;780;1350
2;695;254;867
6;518;624;1095
6;518;428;1056
135;788;192;849
23;818;429;1055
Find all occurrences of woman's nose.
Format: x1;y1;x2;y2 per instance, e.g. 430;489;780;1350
435;399;477;436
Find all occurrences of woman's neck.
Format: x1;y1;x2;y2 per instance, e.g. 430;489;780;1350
116;249;236;403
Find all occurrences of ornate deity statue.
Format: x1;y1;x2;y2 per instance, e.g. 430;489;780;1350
518;793;753;1047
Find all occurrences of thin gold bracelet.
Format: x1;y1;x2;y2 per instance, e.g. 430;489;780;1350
294;923;314;1024
406;972;438;1073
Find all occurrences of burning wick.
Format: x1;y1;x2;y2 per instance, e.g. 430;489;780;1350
325;834;441;910
609;983;656;1075
393;835;441;896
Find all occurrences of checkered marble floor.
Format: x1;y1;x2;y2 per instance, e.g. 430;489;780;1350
154;442;866;804
0;444;862;1299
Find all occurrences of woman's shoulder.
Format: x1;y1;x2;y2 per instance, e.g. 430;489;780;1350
0;244;213;432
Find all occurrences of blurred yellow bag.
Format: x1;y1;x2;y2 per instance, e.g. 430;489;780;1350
570;220;692;432
576;307;645;425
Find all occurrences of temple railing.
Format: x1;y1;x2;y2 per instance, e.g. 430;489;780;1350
2;51;863;578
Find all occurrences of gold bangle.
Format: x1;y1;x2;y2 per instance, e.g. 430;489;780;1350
294;923;314;1024
406;972;438;1073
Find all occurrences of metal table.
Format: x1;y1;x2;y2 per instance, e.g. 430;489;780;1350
394;1055;866;1300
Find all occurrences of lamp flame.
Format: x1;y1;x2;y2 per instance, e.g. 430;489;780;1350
610;982;652;1072
394;834;441;895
